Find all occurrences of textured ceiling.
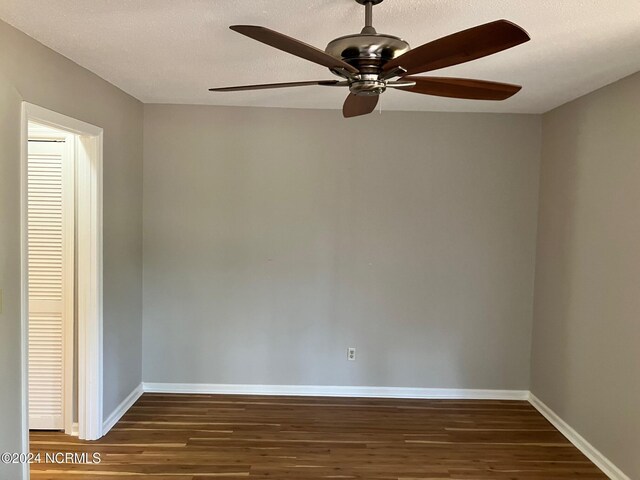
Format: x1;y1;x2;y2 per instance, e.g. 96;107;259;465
1;0;640;113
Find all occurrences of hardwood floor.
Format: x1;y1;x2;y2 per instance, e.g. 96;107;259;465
30;393;607;479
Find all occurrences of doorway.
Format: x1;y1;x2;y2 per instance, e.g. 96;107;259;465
26;123;75;434
20;103;104;478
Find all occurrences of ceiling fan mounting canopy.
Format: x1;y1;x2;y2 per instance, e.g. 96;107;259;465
209;0;531;118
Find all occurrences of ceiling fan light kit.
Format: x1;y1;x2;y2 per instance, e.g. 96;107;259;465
210;0;531;118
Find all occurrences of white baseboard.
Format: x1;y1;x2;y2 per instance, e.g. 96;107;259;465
529;393;630;480
102;383;143;436
142;382;529;400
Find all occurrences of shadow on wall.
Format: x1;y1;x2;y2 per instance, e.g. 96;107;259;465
531;106;584;409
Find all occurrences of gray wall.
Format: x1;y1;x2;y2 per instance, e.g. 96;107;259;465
0;19;143;477
143;104;541;389
531;72;640;479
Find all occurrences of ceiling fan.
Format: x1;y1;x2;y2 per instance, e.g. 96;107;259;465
209;0;530;118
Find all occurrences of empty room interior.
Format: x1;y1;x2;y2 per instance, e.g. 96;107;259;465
0;0;639;479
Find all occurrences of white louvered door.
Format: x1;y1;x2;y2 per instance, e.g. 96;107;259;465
28;134;74;431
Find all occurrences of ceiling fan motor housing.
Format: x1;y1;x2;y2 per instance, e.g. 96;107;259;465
325;33;410;95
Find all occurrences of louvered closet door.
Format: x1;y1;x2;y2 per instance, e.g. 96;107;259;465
28;138;73;431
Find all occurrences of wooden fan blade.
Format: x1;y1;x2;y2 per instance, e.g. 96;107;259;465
210;80;340;92
397;76;522;100
383;20;530;75
230;25;359;74
343;93;379;118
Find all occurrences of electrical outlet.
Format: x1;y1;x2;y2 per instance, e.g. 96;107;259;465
347;347;356;361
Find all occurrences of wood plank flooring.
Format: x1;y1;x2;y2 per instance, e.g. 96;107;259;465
30;393;607;479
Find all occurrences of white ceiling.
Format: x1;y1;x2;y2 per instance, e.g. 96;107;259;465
2;0;640;113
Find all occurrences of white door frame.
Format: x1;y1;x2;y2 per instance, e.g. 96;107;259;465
20;102;104;463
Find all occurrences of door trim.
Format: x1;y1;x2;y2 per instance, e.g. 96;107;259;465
21;102;104;472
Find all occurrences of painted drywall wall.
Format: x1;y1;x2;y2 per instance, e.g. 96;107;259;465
143;104;541;390
0;68;24;480
0;19;143;475
531;72;640;479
